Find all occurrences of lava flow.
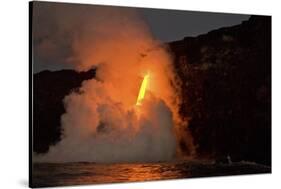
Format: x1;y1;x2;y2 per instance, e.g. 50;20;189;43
136;73;150;106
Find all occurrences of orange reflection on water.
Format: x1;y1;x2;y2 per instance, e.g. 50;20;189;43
34;162;187;187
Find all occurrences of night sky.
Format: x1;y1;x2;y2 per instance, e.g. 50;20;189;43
33;2;250;73
140;8;250;42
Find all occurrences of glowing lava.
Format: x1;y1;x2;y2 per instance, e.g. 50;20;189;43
136;73;149;105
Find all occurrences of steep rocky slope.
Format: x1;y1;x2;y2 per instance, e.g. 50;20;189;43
169;15;271;165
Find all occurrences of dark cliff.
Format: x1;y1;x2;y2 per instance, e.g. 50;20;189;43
169;15;271;165
33;69;96;153
32;16;271;165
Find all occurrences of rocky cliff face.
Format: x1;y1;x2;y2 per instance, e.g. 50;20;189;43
169;15;271;165
33;16;271;165
33;69;96;153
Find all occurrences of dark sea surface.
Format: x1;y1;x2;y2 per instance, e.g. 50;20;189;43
32;161;271;187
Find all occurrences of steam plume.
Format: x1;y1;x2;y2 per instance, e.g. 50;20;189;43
34;3;194;163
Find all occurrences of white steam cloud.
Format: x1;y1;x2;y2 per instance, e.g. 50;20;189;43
34;3;194;163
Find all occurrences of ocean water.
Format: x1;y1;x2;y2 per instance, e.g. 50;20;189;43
32;161;270;187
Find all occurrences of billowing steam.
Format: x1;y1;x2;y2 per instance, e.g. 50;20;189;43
34;3;194;163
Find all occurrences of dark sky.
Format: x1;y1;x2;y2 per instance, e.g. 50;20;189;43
140;8;250;42
33;2;250;73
